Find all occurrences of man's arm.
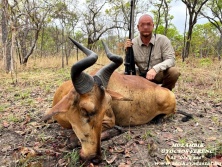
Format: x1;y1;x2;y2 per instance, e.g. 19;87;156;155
152;36;175;73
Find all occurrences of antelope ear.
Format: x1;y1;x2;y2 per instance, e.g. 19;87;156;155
42;90;74;121
42;108;66;122
106;89;132;101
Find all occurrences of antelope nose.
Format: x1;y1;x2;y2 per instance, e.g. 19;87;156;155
80;150;102;165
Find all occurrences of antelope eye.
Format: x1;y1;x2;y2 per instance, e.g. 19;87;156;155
81;108;96;117
81;108;88;117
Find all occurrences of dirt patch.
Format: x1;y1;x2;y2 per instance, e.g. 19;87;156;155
0;59;221;167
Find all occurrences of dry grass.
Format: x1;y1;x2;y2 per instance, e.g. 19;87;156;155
0;52;117;86
175;57;222;103
1;54;221;102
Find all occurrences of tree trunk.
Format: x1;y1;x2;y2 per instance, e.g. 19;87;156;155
182;6;188;62
20;17;28;64
62;25;64;68
40;26;45;58
163;0;169;35
22;28;40;64
87;37;94;49
65;38;68;66
15;38;22;64
184;25;193;59
154;0;164;34
10;25;16;72
76;47;79;61
10;24;18;84
217;35;222;60
131;0;135;38
54;25;60;54
2;0;11;73
181;0;209;60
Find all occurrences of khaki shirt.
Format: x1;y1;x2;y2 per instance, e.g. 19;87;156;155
132;34;175;74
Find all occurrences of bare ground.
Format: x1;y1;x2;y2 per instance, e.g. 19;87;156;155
0;58;221;167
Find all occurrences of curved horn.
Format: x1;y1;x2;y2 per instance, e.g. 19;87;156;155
95;41;123;88
69;37;98;94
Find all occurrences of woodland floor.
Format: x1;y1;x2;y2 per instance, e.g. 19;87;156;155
0;57;222;167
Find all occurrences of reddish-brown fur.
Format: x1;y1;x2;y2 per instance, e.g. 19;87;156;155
44;70;176;163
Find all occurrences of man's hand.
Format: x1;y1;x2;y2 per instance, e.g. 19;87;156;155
146;68;157;80
124;39;133;50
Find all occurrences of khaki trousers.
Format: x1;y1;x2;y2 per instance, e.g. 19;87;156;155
152;67;181;90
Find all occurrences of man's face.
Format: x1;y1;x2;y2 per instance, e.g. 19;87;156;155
137;16;154;38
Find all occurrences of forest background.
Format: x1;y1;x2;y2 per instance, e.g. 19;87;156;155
1;0;222;74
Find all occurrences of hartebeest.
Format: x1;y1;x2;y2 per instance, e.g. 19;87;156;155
44;38;177;164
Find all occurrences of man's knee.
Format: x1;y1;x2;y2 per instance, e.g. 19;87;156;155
166;67;181;79
162;67;180;90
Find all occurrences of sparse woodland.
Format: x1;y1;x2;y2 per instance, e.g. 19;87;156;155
0;0;222;167
1;0;222;72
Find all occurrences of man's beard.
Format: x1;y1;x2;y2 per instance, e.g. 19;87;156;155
141;32;152;38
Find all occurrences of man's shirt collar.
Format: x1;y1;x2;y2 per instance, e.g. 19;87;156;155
138;34;155;46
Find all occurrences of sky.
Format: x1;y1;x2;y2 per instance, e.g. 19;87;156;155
169;1;209;33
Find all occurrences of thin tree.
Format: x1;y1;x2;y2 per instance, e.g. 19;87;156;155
163;0;171;35
183;6;188;62
201;0;222;60
1;0;10;73
153;0;164;34
81;0;122;49
149;0;173;36
181;0;209;60
20;0;51;64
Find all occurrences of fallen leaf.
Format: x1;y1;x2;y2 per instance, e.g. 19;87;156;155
20;147;36;158
114;148;125;153
191;102;197;106
26;162;42;167
45;149;57;156
124;152;131;158
176;127;183;132
15;130;26;135
58;158;67;166
135;140;145;145
1;145;12;152
29;121;43;129
33;142;43;148
108;146;114;153
214;102;222;107
88;163;96;167
207;136;217;141
125;159;132;165
22;115;31;125
196;97;204;103
2;121;10;128
124;147;131;154
162;132;174;140
36;97;44;102
106;154;117;164
118;162;130;167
